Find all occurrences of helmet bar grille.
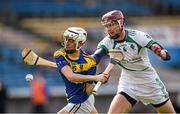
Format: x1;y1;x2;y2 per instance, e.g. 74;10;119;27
67;29;79;35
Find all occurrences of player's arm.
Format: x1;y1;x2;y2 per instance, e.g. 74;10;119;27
61;65;108;83
54;50;108;83
140;32;170;61
91;48;107;64
150;43;171;61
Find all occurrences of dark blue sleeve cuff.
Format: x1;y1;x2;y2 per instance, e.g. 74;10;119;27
163;50;171;61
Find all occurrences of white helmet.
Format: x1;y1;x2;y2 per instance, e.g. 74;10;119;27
63;27;87;43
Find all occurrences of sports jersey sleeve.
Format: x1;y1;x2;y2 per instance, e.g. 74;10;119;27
54;50;69;70
135;31;156;48
91;48;106;64
97;37;113;54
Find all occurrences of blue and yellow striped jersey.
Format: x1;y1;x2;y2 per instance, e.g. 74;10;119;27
54;49;96;103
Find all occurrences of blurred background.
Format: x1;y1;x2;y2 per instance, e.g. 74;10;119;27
0;0;180;113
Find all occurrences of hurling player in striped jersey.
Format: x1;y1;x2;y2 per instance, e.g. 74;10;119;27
54;27;107;114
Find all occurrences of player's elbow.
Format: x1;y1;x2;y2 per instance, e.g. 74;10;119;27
62;68;79;82
67;74;79;82
67;76;76;82
69;78;77;82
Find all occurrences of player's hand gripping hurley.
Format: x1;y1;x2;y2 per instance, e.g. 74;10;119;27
93;49;124;94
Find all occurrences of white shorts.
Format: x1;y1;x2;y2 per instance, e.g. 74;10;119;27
117;76;169;106
63;95;95;113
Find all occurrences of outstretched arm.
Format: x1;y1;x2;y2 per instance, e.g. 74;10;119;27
150;43;171;61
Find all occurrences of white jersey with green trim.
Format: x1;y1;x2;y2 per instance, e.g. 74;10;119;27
98;29;159;84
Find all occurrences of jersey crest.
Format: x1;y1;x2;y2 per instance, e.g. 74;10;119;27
70;53;96;73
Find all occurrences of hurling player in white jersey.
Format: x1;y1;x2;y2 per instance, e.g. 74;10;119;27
92;10;176;113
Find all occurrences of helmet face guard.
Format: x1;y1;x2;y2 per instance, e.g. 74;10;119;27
101;10;125;39
63;31;78;42
63;27;87;50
